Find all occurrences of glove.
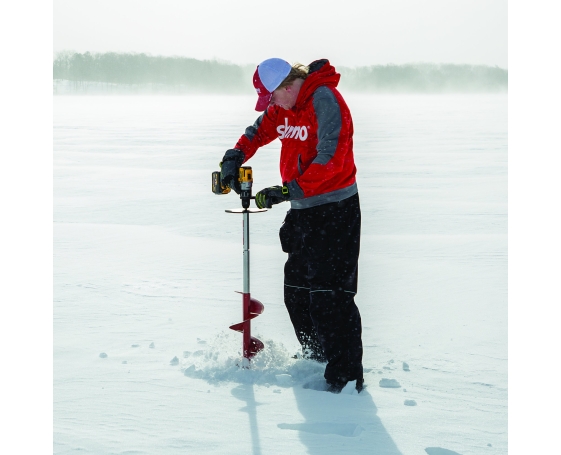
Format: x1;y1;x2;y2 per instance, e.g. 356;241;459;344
255;185;290;209
220;149;245;194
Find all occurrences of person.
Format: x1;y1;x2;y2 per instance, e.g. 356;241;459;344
219;58;363;393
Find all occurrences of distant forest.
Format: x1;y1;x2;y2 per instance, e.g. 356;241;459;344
53;52;508;94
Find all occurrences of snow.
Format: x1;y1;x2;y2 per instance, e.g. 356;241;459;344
379;379;401;388
54;94;507;454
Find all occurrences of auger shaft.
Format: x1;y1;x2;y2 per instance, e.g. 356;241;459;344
242;211;251;357
243;211;250;294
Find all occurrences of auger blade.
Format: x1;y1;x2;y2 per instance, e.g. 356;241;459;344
249;297;264;316
229;292;265;361
249;336;264;355
229;321;246;333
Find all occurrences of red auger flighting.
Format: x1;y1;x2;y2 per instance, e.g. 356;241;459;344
212;166;266;365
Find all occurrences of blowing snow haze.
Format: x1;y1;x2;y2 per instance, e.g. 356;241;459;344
53;52;507;95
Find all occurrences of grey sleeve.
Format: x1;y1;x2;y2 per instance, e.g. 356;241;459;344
243;113;265;142
312;86;342;165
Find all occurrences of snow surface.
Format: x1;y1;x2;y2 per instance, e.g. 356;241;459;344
54;94;507;454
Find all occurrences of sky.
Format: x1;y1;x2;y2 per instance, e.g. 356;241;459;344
53;0;508;68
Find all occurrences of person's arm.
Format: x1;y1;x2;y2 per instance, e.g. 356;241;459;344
220;107;280;191
234;107;280;163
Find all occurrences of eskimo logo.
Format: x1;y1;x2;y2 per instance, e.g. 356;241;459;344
277;118;309;141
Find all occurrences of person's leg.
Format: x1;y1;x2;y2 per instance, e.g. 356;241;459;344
300;194;363;387
281;210;325;361
308;290;362;387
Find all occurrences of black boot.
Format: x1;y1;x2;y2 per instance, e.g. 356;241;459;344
356;377;365;393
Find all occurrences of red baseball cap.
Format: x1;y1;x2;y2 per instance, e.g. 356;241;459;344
253;58;292;111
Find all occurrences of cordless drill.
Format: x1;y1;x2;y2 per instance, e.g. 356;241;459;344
212;166;253;209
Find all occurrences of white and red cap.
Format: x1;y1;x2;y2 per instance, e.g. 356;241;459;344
253;58;292;111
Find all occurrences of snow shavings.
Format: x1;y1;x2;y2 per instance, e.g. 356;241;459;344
180;332;325;388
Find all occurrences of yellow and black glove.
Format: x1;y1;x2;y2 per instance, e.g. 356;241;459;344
255;185;290;209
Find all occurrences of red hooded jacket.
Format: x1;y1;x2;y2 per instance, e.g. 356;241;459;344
234;59;357;209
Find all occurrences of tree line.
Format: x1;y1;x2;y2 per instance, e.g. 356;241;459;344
341;63;507;93
53;52;507;93
53;51;252;92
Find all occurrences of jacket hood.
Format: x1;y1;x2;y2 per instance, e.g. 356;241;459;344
294;59;340;108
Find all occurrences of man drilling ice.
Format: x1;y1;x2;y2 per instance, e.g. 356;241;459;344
219;58;363;393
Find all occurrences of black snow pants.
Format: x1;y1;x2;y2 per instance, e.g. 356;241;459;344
280;193;363;387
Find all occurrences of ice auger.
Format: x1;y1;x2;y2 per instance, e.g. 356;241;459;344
212;166;266;364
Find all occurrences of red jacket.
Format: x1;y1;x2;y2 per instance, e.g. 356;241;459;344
234;59;357;209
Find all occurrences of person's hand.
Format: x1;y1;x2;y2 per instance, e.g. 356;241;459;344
220;149;244;194
255;185;290;209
